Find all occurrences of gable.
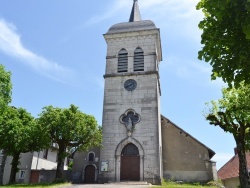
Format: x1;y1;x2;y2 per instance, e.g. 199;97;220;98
161;115;215;159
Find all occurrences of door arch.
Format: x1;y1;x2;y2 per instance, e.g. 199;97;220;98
120;143;140;181
84;165;95;183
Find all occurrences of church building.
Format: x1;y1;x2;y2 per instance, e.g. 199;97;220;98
72;0;217;185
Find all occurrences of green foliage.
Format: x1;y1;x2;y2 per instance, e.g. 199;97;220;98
0;64;12;111
197;0;250;87
156;180;218;188
38;104;102;179
0;106;50;183
205;82;250;144
2;182;71;187
0;107;50;155
67;161;73;171
206;180;224;187
205;82;250;187
0;64;12;185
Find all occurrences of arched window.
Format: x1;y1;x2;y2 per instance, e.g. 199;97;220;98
88;152;94;162
118;49;128;73
134;47;144;71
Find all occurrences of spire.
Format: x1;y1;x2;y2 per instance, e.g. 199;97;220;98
129;0;141;22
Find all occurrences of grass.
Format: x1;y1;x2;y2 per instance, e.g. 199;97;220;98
152;181;220;188
0;182;71;188
1;181;222;188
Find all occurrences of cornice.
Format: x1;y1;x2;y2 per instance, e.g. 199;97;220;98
103;71;159;79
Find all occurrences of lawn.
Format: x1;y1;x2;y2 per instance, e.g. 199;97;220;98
0;182;71;188
153;181;220;188
1;181;222;188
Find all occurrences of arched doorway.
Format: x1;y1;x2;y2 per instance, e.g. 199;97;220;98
84;165;95;183
120;143;140;181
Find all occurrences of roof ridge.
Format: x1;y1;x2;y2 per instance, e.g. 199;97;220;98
129;0;141;22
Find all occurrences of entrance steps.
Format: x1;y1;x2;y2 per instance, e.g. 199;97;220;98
105;181;151;185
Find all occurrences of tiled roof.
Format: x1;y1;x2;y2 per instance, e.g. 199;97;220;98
218;152;250;179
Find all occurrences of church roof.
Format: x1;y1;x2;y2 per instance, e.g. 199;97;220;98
106;0;157;34
106;20;157;34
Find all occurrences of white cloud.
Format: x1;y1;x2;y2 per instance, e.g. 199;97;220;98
0;18;74;84
163;55;226;88
141;0;203;40
85;1;131;25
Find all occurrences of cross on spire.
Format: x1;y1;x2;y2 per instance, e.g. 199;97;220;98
129;0;141;22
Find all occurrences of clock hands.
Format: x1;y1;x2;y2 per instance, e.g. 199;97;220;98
126;82;134;88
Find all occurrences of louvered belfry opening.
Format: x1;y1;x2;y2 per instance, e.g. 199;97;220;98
118;49;128;73
134;47;144;71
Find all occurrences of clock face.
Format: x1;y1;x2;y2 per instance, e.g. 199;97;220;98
124;79;137;91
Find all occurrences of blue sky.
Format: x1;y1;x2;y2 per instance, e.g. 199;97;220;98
0;0;235;169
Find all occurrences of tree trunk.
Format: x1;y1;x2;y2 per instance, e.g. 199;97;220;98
235;135;250;188
9;153;20;184
0;150;7;185
55;145;66;181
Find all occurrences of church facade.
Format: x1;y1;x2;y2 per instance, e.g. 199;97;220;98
72;0;217;185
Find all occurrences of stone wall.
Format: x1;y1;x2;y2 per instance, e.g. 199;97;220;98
161;117;216;182
222;177;240;188
100;28;162;184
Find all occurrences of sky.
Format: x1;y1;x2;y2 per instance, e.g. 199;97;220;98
0;0;236;169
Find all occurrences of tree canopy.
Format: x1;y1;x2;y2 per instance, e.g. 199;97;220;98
0;64;12;185
0;64;12;110
0;106;50;183
38;104;102;180
205;82;250;187
197;0;250;87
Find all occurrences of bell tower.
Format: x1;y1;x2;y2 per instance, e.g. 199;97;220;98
99;0;163;184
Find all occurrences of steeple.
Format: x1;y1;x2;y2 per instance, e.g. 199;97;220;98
129;0;141;22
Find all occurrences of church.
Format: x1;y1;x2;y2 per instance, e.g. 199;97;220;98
72;0;217;185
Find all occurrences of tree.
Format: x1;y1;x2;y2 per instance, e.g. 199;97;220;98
0;64;12;185
38;104;102;180
205;82;250;187
0;64;12;110
0;106;50;184
196;0;250;87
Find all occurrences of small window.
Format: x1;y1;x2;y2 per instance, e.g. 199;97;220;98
134;47;144;71
88;152;94;162
43;149;48;159
19;170;26;179
118;49;128;73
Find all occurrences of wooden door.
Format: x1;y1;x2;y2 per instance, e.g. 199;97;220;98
30;170;39;183
84;165;95;183
120;143;140;181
